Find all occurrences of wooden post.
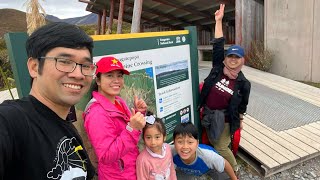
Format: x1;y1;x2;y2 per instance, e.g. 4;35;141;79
102;8;107;34
107;0;115;34
117;0;125;34
197;26;202;45
131;0;143;33
198;49;203;62
97;13;102;35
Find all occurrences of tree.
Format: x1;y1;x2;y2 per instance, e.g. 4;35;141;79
24;0;46;35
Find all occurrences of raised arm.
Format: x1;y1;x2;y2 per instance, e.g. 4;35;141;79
212;4;226;67
214;4;224;38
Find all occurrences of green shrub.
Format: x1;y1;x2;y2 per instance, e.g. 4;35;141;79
79;24;97;35
246;41;274;72
0;38;7;49
0;49;14;89
79;21;131;35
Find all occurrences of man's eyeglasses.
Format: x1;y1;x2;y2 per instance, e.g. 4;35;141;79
38;57;97;76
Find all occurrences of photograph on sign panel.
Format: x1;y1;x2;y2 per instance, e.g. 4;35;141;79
155;60;189;89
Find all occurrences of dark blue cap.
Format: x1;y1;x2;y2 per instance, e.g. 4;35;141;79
226;45;244;58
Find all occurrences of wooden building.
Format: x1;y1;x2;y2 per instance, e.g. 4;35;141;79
79;0;264;52
80;0;320;82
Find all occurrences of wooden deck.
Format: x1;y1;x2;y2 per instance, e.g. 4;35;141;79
238;66;320;177
240;115;320;177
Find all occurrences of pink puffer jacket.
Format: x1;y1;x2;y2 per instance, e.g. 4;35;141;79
83;91;141;180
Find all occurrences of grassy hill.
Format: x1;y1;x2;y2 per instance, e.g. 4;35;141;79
0;9;27;38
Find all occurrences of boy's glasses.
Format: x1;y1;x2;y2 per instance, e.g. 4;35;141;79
38;57;97;76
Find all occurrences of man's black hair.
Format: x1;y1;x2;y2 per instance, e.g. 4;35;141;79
26;22;94;76
173;122;199;140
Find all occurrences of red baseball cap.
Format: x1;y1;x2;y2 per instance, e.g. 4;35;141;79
95;56;130;75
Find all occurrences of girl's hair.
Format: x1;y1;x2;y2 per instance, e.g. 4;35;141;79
142;111;166;139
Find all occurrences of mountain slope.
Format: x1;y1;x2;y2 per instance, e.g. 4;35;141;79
45;14;61;22
46;13;99;25
63;13;98;25
0;9;27;38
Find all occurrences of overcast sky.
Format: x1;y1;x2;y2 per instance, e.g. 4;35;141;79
0;0;91;19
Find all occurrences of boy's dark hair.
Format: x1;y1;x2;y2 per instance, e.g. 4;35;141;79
142;111;166;139
26;22;94;76
173;122;198;140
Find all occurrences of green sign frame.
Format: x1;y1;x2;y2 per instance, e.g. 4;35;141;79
4;26;200;142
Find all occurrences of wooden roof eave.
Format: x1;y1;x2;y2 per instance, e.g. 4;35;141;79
151;0;212;19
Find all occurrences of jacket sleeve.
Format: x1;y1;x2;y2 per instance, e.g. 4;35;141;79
136;152;150;180
84;105;141;164
0;114;13;179
238;80;251;114
0;103;25;179
206;150;225;173
212;37;226;67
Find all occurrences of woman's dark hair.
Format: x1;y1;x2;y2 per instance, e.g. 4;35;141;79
173;122;198;140
92;73;101;94
142;111;166;139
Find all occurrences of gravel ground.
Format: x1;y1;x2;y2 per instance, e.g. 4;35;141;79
238;155;320;180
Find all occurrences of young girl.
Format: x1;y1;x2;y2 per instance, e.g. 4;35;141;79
83;56;147;180
136;112;177;180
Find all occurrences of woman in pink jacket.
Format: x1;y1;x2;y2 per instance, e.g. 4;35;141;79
83;56;147;180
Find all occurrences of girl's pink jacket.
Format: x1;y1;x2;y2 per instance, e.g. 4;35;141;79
83;91;141;180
